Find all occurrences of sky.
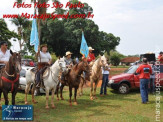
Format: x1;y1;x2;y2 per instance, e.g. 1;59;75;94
0;0;163;56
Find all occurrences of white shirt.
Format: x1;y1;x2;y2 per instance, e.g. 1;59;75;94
102;67;110;74
0;49;11;65
38;51;52;63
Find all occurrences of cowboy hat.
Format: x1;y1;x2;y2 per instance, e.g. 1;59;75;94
88;47;94;51
65;51;73;56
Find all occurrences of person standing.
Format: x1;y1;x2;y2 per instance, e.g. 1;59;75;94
0;41;11;68
87;47;95;64
136;58;152;104
100;64;110;96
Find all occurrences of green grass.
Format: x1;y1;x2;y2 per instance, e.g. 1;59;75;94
0;87;162;122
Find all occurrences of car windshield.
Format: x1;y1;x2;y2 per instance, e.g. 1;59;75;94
124;65;139;74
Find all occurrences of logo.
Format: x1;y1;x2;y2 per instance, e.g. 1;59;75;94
2;105;33;121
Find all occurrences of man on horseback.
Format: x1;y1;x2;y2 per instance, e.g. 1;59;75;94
87;47;95;64
36;44;52;88
0;41;11;69
61;51;73;82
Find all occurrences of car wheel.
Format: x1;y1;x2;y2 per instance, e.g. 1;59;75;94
118;83;129;94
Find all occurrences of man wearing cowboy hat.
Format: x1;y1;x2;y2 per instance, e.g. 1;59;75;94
0;41;11;68
87;47;95;63
61;51;73;82
64;51;73;67
36;44;52;88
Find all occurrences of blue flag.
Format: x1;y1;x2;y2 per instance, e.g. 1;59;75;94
30;18;39;53
80;32;89;58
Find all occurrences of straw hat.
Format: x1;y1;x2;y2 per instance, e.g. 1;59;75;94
65;51;73;56
41;44;47;48
88;47;94;51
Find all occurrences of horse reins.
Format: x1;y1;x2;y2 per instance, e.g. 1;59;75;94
1;75;19;92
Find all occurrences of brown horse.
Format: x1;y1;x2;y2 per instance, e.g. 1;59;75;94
0;50;21;107
56;60;90;105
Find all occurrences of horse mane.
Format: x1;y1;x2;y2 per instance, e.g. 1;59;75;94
73;63;79;71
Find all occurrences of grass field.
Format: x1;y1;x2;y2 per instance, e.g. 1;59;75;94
0;88;162;122
0;67;162;122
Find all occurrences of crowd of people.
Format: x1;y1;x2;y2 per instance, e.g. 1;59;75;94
0;41;163;103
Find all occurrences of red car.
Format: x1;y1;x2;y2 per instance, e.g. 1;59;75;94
108;64;163;94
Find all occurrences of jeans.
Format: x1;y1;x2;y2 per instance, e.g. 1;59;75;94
100;74;109;95
140;79;149;103
148;78;155;93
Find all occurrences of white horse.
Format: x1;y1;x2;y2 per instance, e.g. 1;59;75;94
25;57;67;109
90;55;108;100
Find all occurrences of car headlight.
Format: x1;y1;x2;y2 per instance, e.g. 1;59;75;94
109;80;114;84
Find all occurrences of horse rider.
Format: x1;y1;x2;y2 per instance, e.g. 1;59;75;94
0;41;11;70
61;51;73;82
87;47;95;64
36;44;52;88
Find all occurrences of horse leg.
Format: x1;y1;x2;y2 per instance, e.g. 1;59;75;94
74;87;78;105
69;86;72;106
25;82;31;104
3;90;9;105
31;84;37;104
90;79;94;100
78;78;83;96
93;80;98;99
60;84;65;100
51;88;55;109
12;91;17;105
45;88;50;109
56;84;59;101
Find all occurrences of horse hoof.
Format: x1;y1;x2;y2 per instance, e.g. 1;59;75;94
45;106;49;109
61;98;64;100
94;96;97;99
74;102;78;105
51;106;55;109
25;102;28;105
90;97;94;100
69;103;72;106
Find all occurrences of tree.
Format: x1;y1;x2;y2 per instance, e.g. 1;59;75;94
10;16;31;50
110;51;125;66
0;19;17;47
110;53;121;66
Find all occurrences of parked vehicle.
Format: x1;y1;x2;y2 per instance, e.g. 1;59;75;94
108;64;163;94
19;66;45;94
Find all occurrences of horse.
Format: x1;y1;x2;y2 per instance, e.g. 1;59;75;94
0;50;21;108
67;60;90;105
90;55;108;100
24;57;67;109
78;61;95;96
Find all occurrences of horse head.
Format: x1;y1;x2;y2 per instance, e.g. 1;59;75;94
99;55;108;67
81;60;90;81
58;57;67;73
10;50;22;74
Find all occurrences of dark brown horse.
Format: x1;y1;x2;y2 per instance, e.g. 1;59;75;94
56;60;90;105
0;50;21;108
